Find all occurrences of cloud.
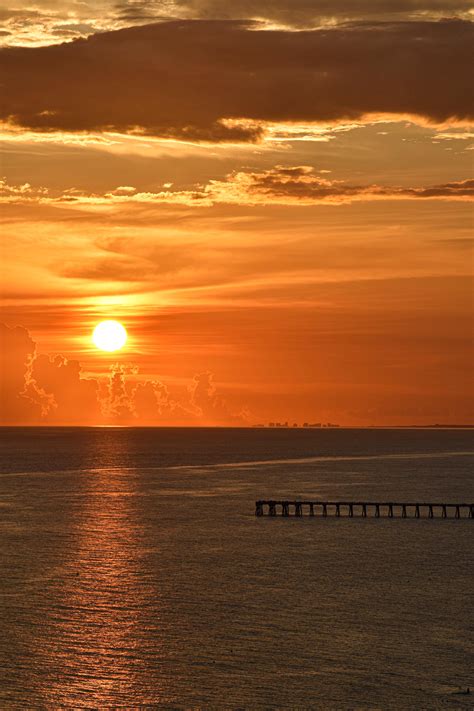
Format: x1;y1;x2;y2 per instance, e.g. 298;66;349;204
2;170;473;209
0;321;245;425
175;0;474;25
0;323;41;423
1;20;472;142
203;168;474;204
0;179;49;201
29;353;102;423
132;378;191;422
1;0;471;48
404;179;474;198
102;364;137;420
191;371;248;424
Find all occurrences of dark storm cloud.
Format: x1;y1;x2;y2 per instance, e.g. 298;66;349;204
1;19;472;142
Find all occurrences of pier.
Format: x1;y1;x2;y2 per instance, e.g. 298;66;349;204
255;500;473;519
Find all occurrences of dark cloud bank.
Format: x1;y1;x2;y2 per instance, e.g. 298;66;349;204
1;19;472;141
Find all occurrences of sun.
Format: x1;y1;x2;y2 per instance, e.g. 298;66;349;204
92;320;127;352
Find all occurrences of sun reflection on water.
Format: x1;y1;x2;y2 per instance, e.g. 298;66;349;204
33;457;169;707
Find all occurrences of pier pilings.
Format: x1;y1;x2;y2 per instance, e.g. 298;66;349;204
255;500;473;519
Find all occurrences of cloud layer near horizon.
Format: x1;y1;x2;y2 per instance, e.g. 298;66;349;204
0;322;245;425
2;20;473;141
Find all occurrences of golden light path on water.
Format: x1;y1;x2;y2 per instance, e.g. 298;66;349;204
27;437;171;707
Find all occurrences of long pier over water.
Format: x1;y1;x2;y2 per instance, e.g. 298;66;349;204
255;500;473;519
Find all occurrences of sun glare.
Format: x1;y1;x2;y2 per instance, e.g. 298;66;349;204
92;320;127;352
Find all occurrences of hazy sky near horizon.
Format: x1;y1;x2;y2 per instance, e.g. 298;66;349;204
0;1;473;425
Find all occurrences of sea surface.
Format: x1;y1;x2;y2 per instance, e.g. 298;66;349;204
0;427;473;709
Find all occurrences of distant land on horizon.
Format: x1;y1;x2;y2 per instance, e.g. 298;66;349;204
0;424;473;430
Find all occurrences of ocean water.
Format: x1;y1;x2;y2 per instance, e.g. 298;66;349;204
0;427;473;709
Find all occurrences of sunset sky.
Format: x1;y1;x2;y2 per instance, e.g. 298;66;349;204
1;1;473;426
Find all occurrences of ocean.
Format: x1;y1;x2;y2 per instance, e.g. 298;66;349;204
0;427;472;709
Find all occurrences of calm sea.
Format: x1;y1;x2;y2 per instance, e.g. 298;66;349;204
0;427;473;709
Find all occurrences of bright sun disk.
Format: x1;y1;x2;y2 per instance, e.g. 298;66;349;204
92;320;127;352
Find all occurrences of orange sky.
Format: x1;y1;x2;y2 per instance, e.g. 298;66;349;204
1;2;473;426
